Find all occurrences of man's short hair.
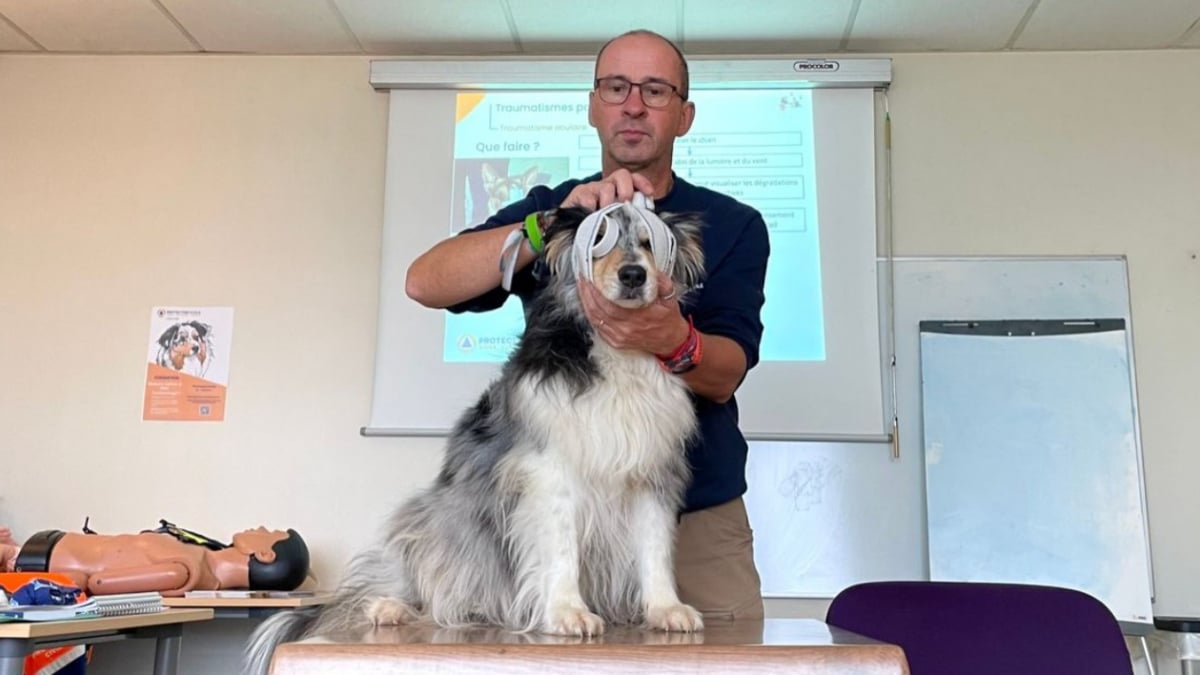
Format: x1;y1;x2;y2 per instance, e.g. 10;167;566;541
594;30;690;100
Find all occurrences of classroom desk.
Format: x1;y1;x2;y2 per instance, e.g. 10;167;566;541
162;592;333;619
270;618;910;674
0;608;213;675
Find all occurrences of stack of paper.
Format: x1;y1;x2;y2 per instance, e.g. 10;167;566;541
183;589;316;599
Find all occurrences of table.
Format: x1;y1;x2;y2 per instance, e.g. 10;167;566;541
270;618;910;674
1154;617;1200;675
162;592;333;619
0;608;213;675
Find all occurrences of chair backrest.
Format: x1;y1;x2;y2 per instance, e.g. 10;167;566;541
825;581;1132;675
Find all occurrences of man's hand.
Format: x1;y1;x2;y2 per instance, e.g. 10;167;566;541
0;527;17;573
0;543;16;572
578;272;688;356
562;169;656;210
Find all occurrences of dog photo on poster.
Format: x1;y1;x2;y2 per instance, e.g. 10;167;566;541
142;306;234;422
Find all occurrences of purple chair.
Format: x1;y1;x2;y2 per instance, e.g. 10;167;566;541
826;581;1133;675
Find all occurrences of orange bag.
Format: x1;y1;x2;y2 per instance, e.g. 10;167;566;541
0;572;90;675
0;572;87;599
23;645;86;675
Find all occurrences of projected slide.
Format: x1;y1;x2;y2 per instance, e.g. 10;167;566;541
445;90;822;364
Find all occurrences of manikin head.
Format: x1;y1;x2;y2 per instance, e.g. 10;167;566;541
230;527;310;591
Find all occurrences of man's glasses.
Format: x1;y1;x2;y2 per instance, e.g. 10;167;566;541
593;76;686;108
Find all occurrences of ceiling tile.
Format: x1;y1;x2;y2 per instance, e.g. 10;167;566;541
334;0;518;54
683;0;849;53
508;0;676;54
0;14;39;50
2;0;1197;56
1015;0;1200;50
0;0;196;52
848;0;1031;52
160;0;359;53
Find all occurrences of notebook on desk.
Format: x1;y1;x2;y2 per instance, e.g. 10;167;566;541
89;592;164;616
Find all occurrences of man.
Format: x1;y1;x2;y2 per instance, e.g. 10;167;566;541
406;29;769;620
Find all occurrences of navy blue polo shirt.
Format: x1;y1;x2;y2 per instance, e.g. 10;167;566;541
449;173;769;513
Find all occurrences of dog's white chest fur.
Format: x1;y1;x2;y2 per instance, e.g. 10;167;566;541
514;342;695;482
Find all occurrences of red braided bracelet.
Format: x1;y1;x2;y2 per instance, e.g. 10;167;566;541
657;316;702;374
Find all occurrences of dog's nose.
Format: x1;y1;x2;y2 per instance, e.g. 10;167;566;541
618;265;647;289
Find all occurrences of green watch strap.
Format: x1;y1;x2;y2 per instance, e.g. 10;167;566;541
524;212;544;253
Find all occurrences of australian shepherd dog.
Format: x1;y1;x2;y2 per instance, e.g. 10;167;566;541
155;321;213;378
247;203;707;673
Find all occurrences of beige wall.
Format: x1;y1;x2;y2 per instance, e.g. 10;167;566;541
1;50;1196;672
887;51;1200;620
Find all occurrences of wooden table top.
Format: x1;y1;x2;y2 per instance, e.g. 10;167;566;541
0;608;214;640
271;618;910;675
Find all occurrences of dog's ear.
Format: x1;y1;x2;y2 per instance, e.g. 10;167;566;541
157;324;180;348
660;212;706;291
540;207;591;277
481;162;502;188
540;207;590;241
518;165;542;190
188;321;213;338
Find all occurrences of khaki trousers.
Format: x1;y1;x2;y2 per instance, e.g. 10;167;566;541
673;496;764;620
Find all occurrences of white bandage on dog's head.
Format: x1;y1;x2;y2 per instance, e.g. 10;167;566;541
573;193;677;281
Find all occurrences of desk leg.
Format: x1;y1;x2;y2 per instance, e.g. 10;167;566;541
0;639;27;675
152;632;182;675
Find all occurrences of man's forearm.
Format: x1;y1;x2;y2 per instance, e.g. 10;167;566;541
405;223;534;309
679;333;747;404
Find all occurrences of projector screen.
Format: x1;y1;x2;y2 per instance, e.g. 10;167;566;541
366;59;889;439
446;89;822;364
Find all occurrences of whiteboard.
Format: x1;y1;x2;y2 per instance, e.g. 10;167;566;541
921;319;1153;625
746;255;1151;601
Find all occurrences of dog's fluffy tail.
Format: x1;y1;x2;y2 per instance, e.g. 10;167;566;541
244;548;408;675
245;609;317;675
243;591;374;675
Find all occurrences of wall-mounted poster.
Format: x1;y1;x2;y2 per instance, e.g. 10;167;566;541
143;306;234;422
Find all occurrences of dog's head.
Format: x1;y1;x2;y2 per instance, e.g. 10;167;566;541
539;203;705;309
158;321;212;356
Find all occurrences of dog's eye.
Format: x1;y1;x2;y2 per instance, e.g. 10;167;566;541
639;238;652;250
593;224;607;245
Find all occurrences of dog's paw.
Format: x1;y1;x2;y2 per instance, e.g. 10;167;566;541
365;597;420;626
645;603;704;632
543;606;606;637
